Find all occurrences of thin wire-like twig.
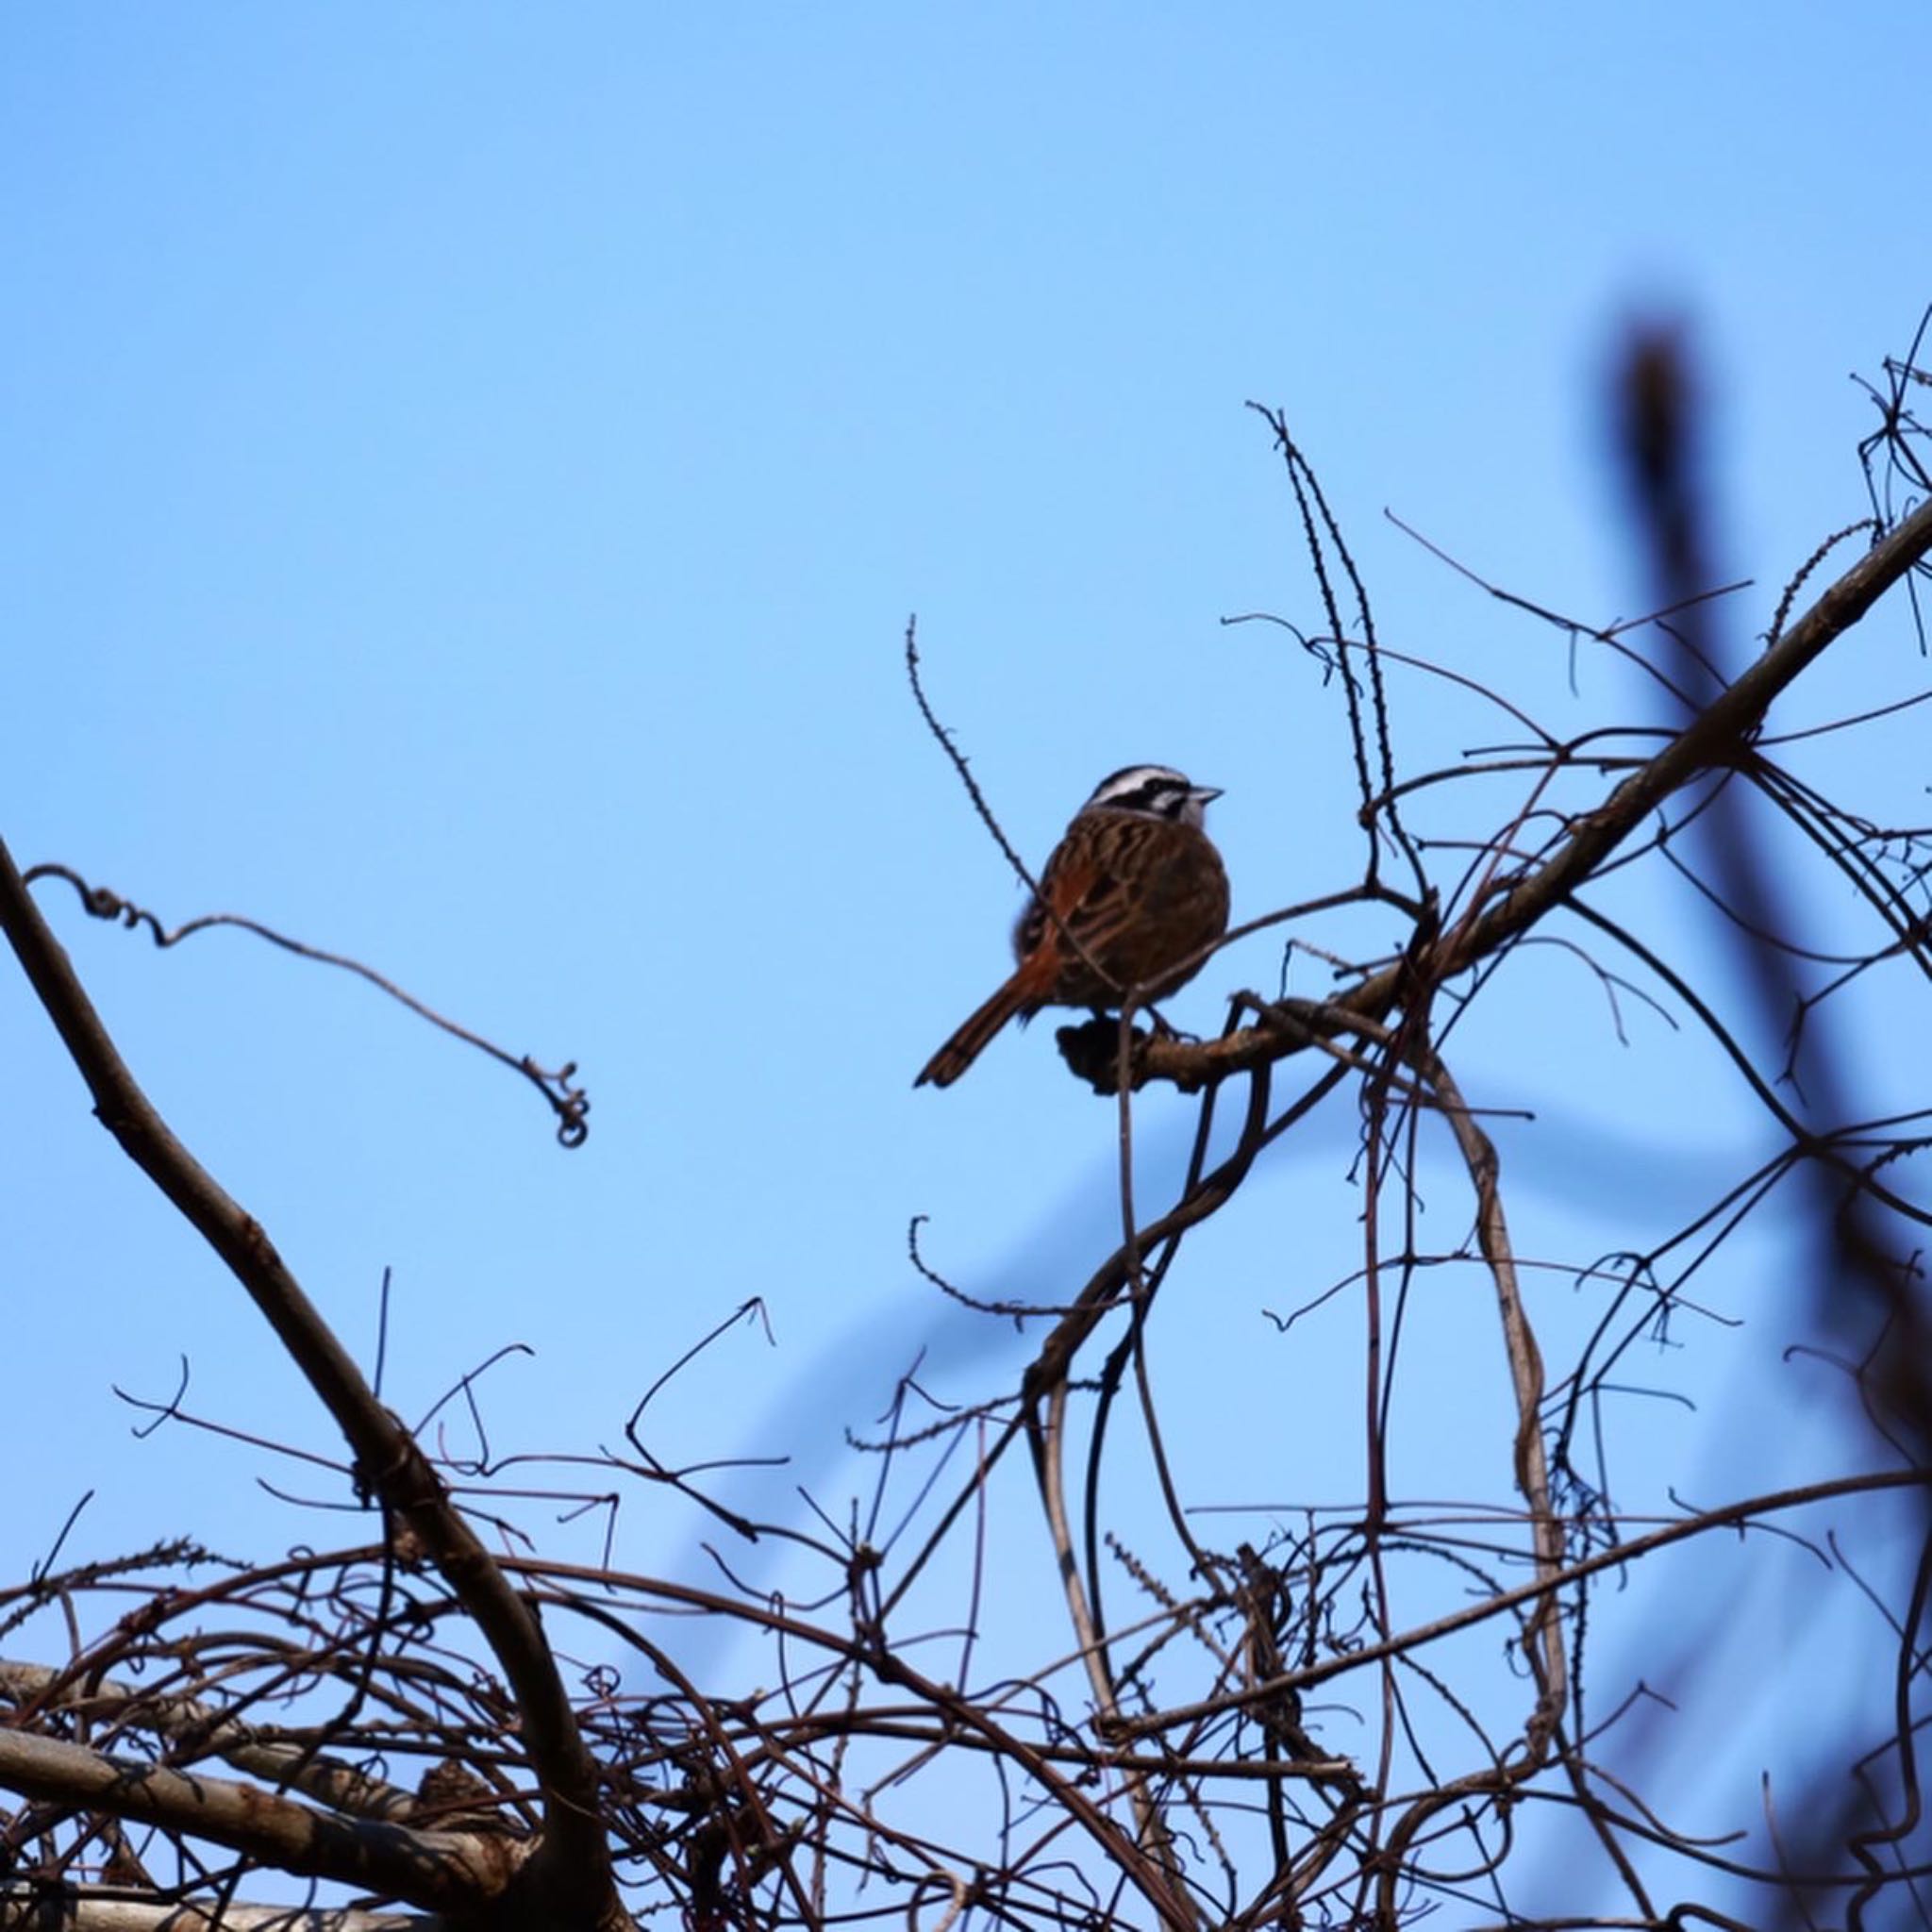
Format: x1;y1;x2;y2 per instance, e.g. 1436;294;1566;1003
22;863;590;1147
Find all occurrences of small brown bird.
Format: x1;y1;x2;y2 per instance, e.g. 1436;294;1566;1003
915;764;1230;1088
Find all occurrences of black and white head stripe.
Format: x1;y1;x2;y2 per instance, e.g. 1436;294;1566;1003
1081;764;1222;827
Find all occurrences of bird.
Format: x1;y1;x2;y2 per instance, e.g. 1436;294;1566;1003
915;764;1230;1088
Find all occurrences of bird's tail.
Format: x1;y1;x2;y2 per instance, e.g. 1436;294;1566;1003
913;975;1032;1088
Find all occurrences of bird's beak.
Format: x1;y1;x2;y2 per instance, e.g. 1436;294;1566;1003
1191;785;1224;805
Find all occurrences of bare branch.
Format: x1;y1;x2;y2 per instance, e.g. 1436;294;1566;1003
0;1731;506;1907
0;838;625;1930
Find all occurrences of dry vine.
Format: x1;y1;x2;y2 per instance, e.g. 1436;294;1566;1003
2;315;1930;1931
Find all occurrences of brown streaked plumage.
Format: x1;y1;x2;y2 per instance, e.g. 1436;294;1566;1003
915;765;1229;1089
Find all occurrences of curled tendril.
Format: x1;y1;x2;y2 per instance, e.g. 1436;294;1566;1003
25;863;591;1148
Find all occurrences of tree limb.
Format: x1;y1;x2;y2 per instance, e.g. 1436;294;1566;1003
0;1731;506;1907
0;839;625;1930
1139;491;1932;1087
0;1890;432;1931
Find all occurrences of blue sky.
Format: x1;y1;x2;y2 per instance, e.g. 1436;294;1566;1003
5;7;1928;1919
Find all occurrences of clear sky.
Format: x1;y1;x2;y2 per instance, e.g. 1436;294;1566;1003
5;7;1927;1920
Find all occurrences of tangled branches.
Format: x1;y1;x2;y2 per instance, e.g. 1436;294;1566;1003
2;317;1930;1931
